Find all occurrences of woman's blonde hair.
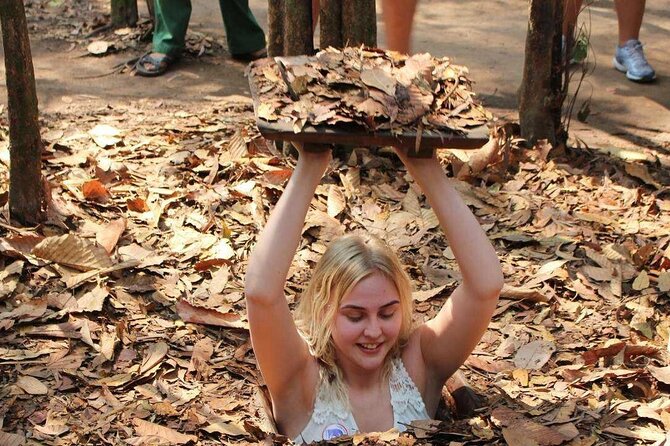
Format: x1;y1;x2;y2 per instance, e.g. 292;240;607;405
294;233;413;399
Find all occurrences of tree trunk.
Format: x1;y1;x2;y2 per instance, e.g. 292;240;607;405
342;0;376;47
145;0;155;28
283;0;314;56
111;0;138;28
267;0;284;57
519;0;563;146
320;0;343;49
0;0;45;225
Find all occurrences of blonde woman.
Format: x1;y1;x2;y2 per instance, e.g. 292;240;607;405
244;146;503;443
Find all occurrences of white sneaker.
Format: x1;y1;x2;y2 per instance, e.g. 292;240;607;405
613;39;656;83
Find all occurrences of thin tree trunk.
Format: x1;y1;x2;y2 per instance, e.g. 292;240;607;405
0;0;45;225
551;1;566;145
320;0;343;49
145;0;155;28
268;0;284;57
283;0;314;56
342;0;376;47
519;0;562;146
111;0;138;28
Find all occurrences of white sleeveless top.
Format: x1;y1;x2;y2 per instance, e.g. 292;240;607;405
293;358;430;444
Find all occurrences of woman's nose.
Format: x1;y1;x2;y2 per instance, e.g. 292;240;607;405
363;320;382;338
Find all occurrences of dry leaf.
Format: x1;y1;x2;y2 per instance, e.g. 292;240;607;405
658;271;670;292
0;431;25;446
465;356;515;373
632;271;650;290
513;340;556;370
492;407;572;446
33;422;68;436
132;418;197;444
82;180;111;203
189;337;214;374
625;163;661;189
96;218;126;254
0;234;44;259
262;168;292;185
0;298;47;323
176;299;247;329
75;285;108;312
139;342;169;375
413;285;447;302
648;365;670;385
602;426;666;442
327;185;346;218
87;41;110;55
536;259;569;277
206;239;235;261
127;198;149;212
32;234;113;271
94;373;132;388
401;188;422;217
500;284;549;303
99;329;117;361
226;129;248;161
16;375;49;395
89;124;122;147
360;68;397;96
582;342;625;365
208;266;229;295
202;420;247;436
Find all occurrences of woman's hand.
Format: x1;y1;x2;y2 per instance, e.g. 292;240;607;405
393;147;443;178
294;143;332;175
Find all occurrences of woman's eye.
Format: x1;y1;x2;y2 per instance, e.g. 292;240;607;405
380;312;395;320
346;314;363;322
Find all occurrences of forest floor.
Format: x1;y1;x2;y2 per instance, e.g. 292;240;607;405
0;0;669;445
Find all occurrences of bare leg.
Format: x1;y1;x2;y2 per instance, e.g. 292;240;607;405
614;0;645;44
563;0;583;36
382;0;418;54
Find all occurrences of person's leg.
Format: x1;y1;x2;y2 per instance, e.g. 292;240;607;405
218;0;266;56
562;0;583;37
614;0;645;45
382;0;418;54
152;0;192;58
135;0;190;75
612;0;655;81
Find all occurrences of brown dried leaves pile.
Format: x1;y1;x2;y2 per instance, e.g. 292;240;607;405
1;94;670;445
249;47;492;134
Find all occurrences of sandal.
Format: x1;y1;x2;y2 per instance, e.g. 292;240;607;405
134;52;177;77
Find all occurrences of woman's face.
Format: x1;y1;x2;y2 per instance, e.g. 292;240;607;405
331;272;403;374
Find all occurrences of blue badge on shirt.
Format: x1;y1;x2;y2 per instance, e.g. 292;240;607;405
322;423;348;440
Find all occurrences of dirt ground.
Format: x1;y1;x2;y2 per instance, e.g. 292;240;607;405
1;0;669;153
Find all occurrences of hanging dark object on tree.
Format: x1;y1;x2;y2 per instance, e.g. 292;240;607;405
518;0;565;147
0;0;45;225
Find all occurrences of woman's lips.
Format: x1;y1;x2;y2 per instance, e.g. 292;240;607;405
357;343;382;354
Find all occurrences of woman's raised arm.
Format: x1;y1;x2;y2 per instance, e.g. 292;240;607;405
244;145;331;417
396;149;504;382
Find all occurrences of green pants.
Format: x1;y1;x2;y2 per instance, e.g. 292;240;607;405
153;0;266;57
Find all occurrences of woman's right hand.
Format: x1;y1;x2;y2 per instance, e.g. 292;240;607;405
294;142;332;174
393;147;444;180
